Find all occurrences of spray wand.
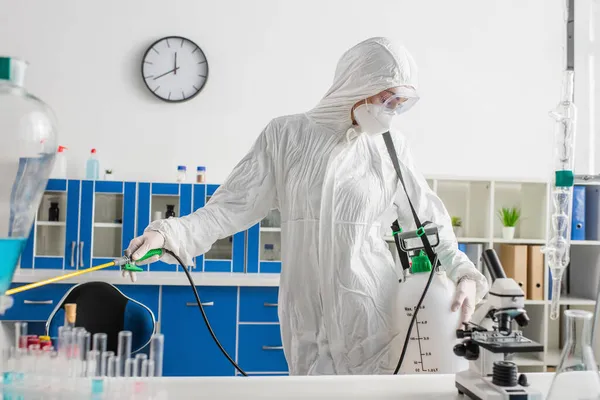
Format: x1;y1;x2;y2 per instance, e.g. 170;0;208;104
4;250;161;296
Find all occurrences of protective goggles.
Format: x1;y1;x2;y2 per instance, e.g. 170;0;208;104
369;87;419;115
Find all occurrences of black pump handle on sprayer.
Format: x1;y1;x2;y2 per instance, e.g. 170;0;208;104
382;131;440;375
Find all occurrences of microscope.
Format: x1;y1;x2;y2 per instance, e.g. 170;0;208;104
454;249;544;400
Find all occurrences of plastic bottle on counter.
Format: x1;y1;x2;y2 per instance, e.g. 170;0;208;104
176;166;187;183
196;166;206;183
85;149;100;180
50;145;68;179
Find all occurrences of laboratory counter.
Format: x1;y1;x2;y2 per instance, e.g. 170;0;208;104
11;270;280;287
130;373;557;399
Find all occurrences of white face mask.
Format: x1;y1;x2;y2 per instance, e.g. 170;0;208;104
353;102;394;136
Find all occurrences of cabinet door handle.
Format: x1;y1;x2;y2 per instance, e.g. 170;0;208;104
186;302;214;307
263;302;278;307
79;241;84;267
262;346;284;351
70;241;76;267
24;300;53;305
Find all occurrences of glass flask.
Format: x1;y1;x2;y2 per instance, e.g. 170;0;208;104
546;310;600;400
0;57;57;302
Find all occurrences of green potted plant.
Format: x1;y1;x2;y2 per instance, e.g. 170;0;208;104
497;207;521;240
451;216;463;237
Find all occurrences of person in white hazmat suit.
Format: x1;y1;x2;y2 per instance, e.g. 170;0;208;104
125;37;489;375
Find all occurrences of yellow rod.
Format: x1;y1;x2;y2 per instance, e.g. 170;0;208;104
6;261;116;296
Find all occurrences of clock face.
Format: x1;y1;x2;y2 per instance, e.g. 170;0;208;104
141;36;208;102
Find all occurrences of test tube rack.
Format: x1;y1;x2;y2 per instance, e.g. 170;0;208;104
1;322;165;399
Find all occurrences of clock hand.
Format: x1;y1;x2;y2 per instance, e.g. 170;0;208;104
153;67;180;80
174;52;177;75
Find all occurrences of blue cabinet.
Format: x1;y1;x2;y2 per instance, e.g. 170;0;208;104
21;179;137;271
115;285;160;320
22;179;76;270
0;283;72;321
82;181;137;271
195;185;245;273
137;183;193;272
21;180;253;274
238;324;288;372
239;287;279;323
161;286;237;376
246;209;282;273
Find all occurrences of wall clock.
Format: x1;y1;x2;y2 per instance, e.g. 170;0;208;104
141;36;208;102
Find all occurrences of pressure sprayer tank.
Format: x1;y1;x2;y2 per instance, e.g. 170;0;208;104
0;57;57;310
395;251;468;374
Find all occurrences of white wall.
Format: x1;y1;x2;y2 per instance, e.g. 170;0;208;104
575;0;600;175
0;0;565;183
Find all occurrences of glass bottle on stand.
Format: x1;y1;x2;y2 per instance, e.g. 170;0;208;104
546;309;600;400
0;57;57;305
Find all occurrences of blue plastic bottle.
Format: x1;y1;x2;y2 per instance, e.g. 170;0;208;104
86;148;99;180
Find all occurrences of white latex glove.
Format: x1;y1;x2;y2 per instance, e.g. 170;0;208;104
123;231;165;282
451;278;477;326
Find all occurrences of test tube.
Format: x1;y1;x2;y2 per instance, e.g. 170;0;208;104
117;331;132;374
106;355;117;377
58;328;74;359
134;353;147;377
140;359;149;378
124;358;135;378
147;359;155;377
149;334;163;377
74;329;85;352
112;356;123;377
84;332;91;358
15;322;27;349
92;333;107;354
86;350;100;377
100;351;114;377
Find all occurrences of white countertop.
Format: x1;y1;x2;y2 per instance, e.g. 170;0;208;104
135;374;556;399
11;270;280;287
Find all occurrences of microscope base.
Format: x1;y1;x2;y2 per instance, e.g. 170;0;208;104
456;370;542;400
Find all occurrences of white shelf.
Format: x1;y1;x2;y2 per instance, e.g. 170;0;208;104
457;237;490;243
524;300;546;305
94;222;123;228
510;353;545;367
556;295;596;306
492;238;546;245
36;221;66;227
571;240;600;246
260;227;281;233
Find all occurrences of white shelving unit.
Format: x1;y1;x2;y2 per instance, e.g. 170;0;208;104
384;176;600;372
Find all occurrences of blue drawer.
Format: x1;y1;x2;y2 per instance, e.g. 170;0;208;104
161;286;237;376
239;287;279;323
115;285;160;320
238;324;288;372
1;283;73;321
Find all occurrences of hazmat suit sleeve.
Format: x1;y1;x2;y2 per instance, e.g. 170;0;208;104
145;122;278;266
392;134;489;304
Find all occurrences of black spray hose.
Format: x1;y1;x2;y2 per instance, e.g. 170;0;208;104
164;249;248;376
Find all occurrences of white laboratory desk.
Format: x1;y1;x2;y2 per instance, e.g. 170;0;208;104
145;374;555;399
